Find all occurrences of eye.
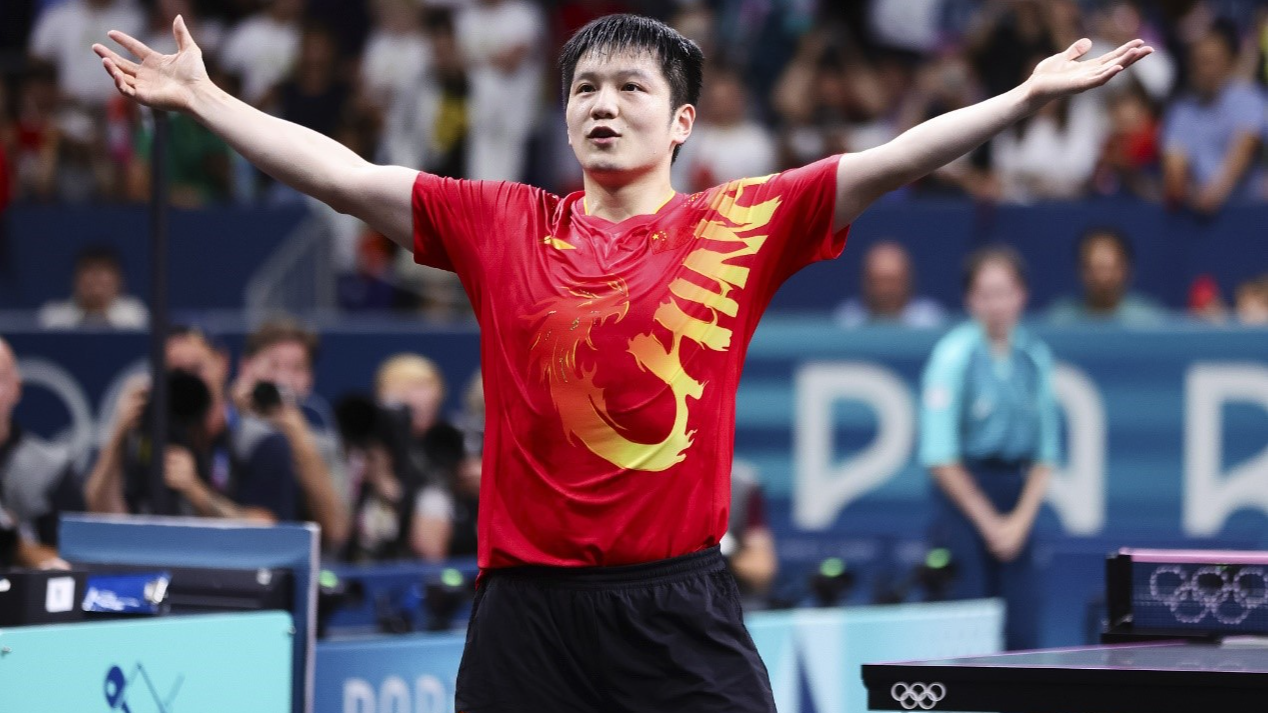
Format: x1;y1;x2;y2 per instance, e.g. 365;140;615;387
575;83;595;94
623;83;642;92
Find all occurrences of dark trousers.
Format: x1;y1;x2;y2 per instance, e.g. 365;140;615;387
454;546;776;713
930;458;1039;650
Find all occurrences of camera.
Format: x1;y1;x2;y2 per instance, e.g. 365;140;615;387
124;369;213;512
334;394;421;487
250;380;287;414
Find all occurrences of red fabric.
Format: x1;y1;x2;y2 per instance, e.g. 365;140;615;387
413;157;846;570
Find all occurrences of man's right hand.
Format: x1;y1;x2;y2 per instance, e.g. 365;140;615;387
92;15;208;114
112;376;150;442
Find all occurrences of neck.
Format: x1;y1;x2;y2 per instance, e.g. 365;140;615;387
581;168;676;223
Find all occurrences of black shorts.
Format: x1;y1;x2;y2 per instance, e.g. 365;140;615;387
454;546;776;713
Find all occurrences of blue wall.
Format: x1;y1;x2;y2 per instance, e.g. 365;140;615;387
3;201;1264;313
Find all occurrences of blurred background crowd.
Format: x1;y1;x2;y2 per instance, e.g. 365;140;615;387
0;0;1266;325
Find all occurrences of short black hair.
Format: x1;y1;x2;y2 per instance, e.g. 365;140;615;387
558;14;704;161
963;245;1028;293
1077;227;1133;266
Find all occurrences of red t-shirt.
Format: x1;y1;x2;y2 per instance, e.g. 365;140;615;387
412;156;847;570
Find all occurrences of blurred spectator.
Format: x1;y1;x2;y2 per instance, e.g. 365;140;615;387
673;67;776;193
1162;23;1268;214
381;11;468;176
27;0;144;109
83;326;300;522
234;317;350;551
990;81;1108;203
344;354;468;561
455;0;545;181
896;52;991;197
723;459;777;607
336;231;419;311
1235;275;1268;325
139;0;225;57
8;64;60;202
833;241;946;329
1088;1;1175;102
38;245;148;329
1047;228;1166;325
359;0;431;119
772;32;851;168
219;0;304;106
1186;273;1228;324
270;22;351;140
126;103;234;207
0;337;84;562
921;246;1057;650
1091;80;1161;201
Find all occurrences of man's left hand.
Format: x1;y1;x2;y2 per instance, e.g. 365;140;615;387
1025;38;1153;106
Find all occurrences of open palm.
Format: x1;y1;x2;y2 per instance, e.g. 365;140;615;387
92;15;208;113
1028;38;1154;102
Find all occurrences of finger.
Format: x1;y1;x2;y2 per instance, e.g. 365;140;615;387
1117;45;1154;70
109;30;156;61
103;58;137;97
93;44;140;75
1093;38;1144;66
173;14;195;52
1063;37;1093;61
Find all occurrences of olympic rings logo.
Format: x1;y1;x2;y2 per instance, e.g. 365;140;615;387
1148;565;1267;625
890;682;946;710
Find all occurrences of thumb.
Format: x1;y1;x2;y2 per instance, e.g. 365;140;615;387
173;14;194;52
1064;37;1092;60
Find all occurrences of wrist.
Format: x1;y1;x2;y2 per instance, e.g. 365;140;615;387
186;78;224;119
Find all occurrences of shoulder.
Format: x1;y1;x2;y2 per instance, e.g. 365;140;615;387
1014;327;1054;367
929;322;980;366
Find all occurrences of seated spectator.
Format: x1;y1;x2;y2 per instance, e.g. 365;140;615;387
724;459;776;608
38;245;148;329
1091;81;1162;201
833;241;946;328
1047;228;1166;325
1163;23;1268;214
83;326;300;522
218;0;303;107
27;0;144;111
0;337;83;561
1235;275;1268;325
9;64;60;202
673;67;777;193
233;317;350;551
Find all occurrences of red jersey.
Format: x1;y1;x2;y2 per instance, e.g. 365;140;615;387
412;156;846;570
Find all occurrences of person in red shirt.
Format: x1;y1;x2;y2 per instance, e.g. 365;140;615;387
93;13;1151;712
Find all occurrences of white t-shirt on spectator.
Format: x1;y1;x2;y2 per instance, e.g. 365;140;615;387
218;15;300;105
360;30;431;109
29;0;145;106
37;296;149;330
991;93;1108;203
674;122;778;193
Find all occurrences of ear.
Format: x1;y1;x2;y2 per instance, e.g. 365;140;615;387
671;103;696;150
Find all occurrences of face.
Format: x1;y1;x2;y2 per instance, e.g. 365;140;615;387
967;260;1026;340
166;335;228;401
378;377;444;437
0;342;20;423
863;245;912;317
244;340;313;398
1189;36;1233;96
1081;238;1129;306
75;262;122;313
702;76;745;126
566;49;693;183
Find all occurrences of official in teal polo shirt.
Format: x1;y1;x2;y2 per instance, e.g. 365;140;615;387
920;246;1059;650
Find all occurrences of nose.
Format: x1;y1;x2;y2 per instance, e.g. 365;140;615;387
590;84;618;119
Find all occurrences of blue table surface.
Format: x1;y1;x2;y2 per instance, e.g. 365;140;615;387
878;640;1267;673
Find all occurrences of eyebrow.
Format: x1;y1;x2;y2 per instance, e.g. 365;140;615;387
572;69;657;85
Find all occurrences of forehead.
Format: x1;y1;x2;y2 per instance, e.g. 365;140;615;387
571;48;667;85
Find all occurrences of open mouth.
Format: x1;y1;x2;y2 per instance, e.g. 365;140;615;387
587;126;620;139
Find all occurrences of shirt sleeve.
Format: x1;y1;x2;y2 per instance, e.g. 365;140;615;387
740;155;849;280
1032;343;1061;466
1228;85;1269;136
919;332;969;468
236;433;299;521
411;173;555;295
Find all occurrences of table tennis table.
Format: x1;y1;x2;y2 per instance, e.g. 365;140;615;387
861;638;1267;712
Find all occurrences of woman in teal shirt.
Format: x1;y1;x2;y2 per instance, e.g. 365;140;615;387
919;246;1059;650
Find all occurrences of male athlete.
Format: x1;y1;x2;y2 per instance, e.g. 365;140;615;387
95;13;1150;712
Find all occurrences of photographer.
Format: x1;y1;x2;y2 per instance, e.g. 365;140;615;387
83;327;299;522
233;318;350;552
339;354;468;562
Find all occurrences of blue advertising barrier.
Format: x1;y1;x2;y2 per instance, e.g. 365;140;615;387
0;611;294;713
313;599;1003;713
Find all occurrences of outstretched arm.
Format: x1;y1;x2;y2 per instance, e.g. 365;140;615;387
832;38;1153;231
94;16;416;247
